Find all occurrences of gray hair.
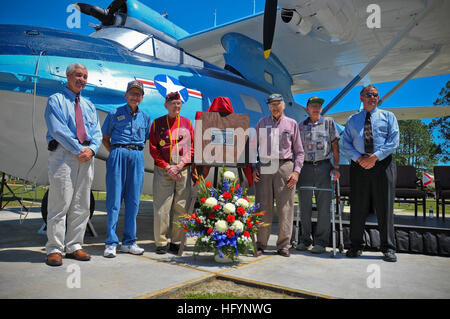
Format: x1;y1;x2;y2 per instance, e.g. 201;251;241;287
66;63;87;76
360;85;378;96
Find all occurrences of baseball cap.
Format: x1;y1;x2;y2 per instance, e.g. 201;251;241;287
126;80;144;95
266;93;284;103
165;91;181;102
307;96;325;105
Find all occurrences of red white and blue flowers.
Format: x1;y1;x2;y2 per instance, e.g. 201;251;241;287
178;168;266;261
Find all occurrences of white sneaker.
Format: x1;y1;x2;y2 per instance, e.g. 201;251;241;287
120;244;144;255
104;245;116;258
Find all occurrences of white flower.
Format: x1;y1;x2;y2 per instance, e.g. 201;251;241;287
231;220;244;232
223;203;236;214
201;236;210;242
223;171;235;181
236;198;249;209
204;197;218;208
215;220;228;233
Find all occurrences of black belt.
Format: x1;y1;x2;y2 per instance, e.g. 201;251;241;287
112;144;143;151
304;159;330;165
48;139;90;151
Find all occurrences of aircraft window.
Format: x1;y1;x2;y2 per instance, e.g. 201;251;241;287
153;38;180;64
134;38;154;56
182;52;204;68
239;94;262;113
264;71;273;85
91;27;148;50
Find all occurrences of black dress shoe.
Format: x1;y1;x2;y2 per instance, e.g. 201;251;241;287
169;243;180;253
156;246;167;255
346;249;362;258
382;250;397;262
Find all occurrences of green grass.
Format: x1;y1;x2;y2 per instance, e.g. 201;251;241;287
2;183;448;215
1;184;152;207
182;292;254;299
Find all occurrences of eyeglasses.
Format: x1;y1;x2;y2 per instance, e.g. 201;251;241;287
364;92;378;98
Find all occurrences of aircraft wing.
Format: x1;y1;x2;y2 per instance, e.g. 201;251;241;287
178;0;450;95
329;105;450;125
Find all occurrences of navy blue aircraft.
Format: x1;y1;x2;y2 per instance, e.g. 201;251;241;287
1;0;449;200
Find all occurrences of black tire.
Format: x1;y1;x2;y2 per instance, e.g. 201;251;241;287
41;190;95;223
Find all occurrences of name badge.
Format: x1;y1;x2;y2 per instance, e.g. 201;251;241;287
117;115;126;121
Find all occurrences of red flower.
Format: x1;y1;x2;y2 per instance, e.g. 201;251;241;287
191;213;197;219
205;180;212;187
200;197;207;203
207;227;213;235
243;231;250;238
213;204;221;211
208;213;215;219
226;229;235;238
226;215;235;223
196;218;201;224
237;207;246;216
222;192;231;199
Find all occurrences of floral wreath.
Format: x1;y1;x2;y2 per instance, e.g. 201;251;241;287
177;167;267;261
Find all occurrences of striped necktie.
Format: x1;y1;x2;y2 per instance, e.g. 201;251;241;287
74;95;87;144
364;111;374;154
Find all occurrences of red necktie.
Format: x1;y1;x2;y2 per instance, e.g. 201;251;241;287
74;95;87;144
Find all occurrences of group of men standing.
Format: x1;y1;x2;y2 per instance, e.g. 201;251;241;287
43;62;399;267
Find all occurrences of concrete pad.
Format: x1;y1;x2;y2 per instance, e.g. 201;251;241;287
1;201;449;299
223;246;450;299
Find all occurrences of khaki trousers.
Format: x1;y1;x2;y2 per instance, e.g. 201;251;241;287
153;167;191;247
46;146;94;255
255;160;295;250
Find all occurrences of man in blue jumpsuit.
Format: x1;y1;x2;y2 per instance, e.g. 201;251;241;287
102;80;151;258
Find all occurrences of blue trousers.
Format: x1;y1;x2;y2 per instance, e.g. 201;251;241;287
105;147;145;246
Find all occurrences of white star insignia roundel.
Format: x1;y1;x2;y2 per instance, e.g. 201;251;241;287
154;74;189;102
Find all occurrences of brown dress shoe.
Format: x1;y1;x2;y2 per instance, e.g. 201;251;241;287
66;249;91;261
46;253;63;267
277;248;291;257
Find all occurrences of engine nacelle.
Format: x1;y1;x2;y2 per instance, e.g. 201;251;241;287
280;9;312;36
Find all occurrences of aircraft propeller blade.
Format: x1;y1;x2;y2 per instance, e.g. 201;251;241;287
74;3;110;23
74;0;126;25
263;0;278;59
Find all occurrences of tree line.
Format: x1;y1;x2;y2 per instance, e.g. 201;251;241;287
393;80;449;175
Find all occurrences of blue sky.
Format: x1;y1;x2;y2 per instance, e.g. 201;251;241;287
1;0;448;113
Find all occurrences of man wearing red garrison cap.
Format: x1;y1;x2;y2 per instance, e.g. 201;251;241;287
149;91;194;254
